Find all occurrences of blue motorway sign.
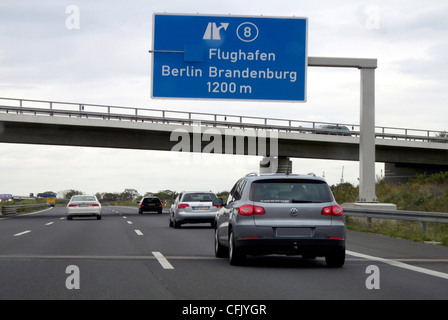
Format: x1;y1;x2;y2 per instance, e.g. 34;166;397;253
151;14;308;102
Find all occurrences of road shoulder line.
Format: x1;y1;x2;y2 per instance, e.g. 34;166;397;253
347;250;448;280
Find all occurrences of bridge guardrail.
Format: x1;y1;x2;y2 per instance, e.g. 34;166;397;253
1;97;447;143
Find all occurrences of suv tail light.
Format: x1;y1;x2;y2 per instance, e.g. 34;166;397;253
321;205;343;216
177;203;190;209
238;204;265;216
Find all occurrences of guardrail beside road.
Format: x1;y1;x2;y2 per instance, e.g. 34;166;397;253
343;207;448;236
0;204;49;215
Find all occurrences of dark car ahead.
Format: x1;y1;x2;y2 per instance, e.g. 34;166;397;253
138;197;163;214
213;173;346;267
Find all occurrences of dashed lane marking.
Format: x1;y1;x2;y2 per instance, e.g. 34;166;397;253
152;251;174;269
13;230;31;237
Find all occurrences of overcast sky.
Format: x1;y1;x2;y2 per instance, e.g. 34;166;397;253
1;0;447;197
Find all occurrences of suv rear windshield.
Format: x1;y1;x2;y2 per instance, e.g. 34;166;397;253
182;193;217;202
249;179;333;203
143;198;161;204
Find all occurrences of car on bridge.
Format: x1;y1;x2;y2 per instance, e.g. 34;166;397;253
213;173;346;267
315;124;351;136
66;195;102;220
169;191;218;228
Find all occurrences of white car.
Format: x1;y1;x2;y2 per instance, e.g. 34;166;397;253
67;195;102;220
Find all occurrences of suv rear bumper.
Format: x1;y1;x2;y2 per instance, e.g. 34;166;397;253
235;237;345;256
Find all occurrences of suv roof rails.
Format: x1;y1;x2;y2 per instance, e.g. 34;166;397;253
245;172;259;177
307;173;317;177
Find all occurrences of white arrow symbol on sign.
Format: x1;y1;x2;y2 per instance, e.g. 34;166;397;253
203;22;229;40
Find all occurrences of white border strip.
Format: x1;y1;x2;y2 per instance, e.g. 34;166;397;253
347;250;448;280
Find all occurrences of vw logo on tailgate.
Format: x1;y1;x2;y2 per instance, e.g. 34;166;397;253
290;207;299;216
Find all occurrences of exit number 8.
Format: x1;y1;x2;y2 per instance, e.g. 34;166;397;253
236;22;259;42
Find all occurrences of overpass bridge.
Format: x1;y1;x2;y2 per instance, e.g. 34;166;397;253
1;97;447;197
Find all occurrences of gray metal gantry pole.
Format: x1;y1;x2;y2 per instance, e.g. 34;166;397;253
308;57;378;203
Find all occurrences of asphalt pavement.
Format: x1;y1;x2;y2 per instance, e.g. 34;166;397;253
0;206;447;303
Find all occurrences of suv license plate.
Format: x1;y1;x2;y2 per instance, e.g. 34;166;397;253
276;228;312;237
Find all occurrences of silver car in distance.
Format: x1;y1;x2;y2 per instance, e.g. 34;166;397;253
66;195;102;220
169;191;218;228
213;173;346;267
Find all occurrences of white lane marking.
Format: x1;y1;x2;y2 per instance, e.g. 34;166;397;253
127;221;133;225
45;222;54;226
152;251;174;269
14;230;31;237
18;207;53;216
347;250;448;280
135;229;143;236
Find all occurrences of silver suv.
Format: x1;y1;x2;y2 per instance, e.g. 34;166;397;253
213;173;346;267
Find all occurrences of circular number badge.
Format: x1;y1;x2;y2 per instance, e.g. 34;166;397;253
236;22;259;42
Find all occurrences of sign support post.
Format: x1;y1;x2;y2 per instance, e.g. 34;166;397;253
359;67;378;203
308;57;378;203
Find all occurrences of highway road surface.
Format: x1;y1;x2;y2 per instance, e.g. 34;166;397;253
0;206;447;304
